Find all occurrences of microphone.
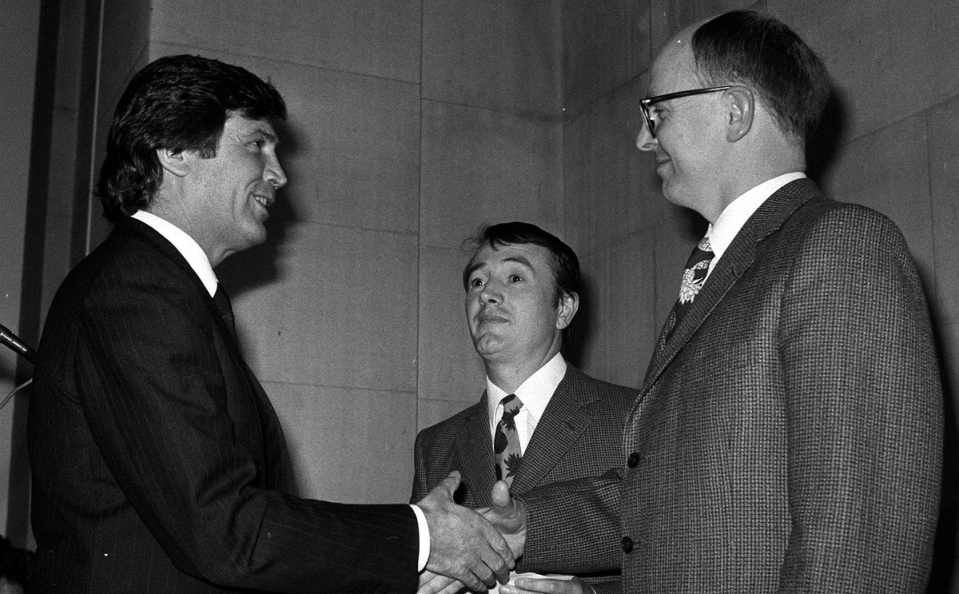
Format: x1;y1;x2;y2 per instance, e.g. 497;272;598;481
0;323;37;365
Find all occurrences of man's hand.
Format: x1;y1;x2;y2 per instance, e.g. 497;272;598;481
478;479;527;558
417;472;515;592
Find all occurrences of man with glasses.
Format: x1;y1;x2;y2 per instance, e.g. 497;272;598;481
455;9;944;594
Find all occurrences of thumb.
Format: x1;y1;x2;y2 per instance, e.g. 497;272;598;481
438;470;462;499
490;479;515;516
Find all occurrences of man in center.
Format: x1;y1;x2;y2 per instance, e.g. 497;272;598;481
411;222;636;594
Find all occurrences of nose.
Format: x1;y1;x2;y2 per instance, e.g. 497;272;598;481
480;282;502;306
265;153;288;189
636;125;657;152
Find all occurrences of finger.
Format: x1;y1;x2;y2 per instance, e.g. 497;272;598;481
458;570;488;593
471;561;497;589
481;554;511;586
486;511;518;568
416;573;463;594
437;580;466;594
510;578;555;593
480;527;515;578
418;570;439;589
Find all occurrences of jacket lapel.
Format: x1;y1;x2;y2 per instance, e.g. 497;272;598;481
510;368;592;493
453;392;497;506
640;179;820;397
118;217;291;488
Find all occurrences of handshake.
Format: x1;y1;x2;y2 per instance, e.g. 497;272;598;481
415;471;527;594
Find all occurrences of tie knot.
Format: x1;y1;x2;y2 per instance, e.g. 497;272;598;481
697;236;713;253
501;393;523;413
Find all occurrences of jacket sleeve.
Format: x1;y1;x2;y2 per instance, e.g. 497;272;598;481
517;467;624;575
411;430;431;503
75;255;419;593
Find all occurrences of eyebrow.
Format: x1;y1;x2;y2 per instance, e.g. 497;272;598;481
465;255;534;279
244;126;279;145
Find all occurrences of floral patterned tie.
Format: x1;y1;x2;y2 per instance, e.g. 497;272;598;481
493;394;524;486
670;236;714;338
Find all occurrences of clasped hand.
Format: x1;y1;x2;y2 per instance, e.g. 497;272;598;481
416;476;527;594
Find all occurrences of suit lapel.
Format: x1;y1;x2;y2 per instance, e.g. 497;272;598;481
640;179;820;397
511;368;592;493
454;392;497;506
118;219;239;350
118;217;290;488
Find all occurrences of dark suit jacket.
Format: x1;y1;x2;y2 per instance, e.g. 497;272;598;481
410;366;636;590
520;179;943;592
28;218;419;594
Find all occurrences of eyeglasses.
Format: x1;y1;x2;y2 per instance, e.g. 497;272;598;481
639;86;733;137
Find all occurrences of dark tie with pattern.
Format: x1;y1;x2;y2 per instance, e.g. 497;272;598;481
213;283;236;339
669;236;714;338
493;394;524;485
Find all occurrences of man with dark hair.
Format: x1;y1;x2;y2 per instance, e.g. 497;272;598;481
444;9;943;594
412;222;635;594
29;54;516;594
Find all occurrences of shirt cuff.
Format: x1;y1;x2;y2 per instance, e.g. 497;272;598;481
411;504;430;571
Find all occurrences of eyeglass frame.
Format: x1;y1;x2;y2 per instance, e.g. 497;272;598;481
639;85;734;138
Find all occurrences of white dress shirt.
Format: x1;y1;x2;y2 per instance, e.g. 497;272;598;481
132;210;218;296
131;210;431;570
705;172;806;280
486;352;567;451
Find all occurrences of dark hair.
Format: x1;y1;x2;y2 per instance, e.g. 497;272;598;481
462;222;580;303
691;10;830;142
96;54;287;221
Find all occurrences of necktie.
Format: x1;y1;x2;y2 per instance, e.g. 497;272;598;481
213;284;237;339
670;236;714;335
493;394;523;486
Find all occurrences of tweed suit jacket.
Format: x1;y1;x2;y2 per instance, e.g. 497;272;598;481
410;366;636;585
28;218;419;594
520;179;943;592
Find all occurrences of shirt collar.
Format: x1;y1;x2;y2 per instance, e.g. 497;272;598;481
707;172;806;266
486;352;567;428
132;210;219;297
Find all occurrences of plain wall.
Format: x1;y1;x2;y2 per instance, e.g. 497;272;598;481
0;0;41;541
141;0;566;504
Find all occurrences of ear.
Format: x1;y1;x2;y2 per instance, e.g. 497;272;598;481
156;147;190;178
555;292;580;330
724;87;754;142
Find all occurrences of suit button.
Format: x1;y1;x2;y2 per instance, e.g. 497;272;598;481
627;452;640;468
621;536;634;553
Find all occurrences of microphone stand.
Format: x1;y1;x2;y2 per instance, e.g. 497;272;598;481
0;323;36;365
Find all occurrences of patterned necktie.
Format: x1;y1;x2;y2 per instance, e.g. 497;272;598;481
670;236;714;336
493;394;524;486
213;284;237;339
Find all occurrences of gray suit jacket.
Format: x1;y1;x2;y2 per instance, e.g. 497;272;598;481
411;366;636;589
520;179;944;592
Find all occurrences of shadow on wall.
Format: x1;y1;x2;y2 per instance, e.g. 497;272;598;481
926;292;958;593
564;275;593;372
811;88;957;592
806;88;846;184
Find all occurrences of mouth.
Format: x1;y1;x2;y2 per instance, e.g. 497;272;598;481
654;157;671;176
476;313;508;325
252;192;275;208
